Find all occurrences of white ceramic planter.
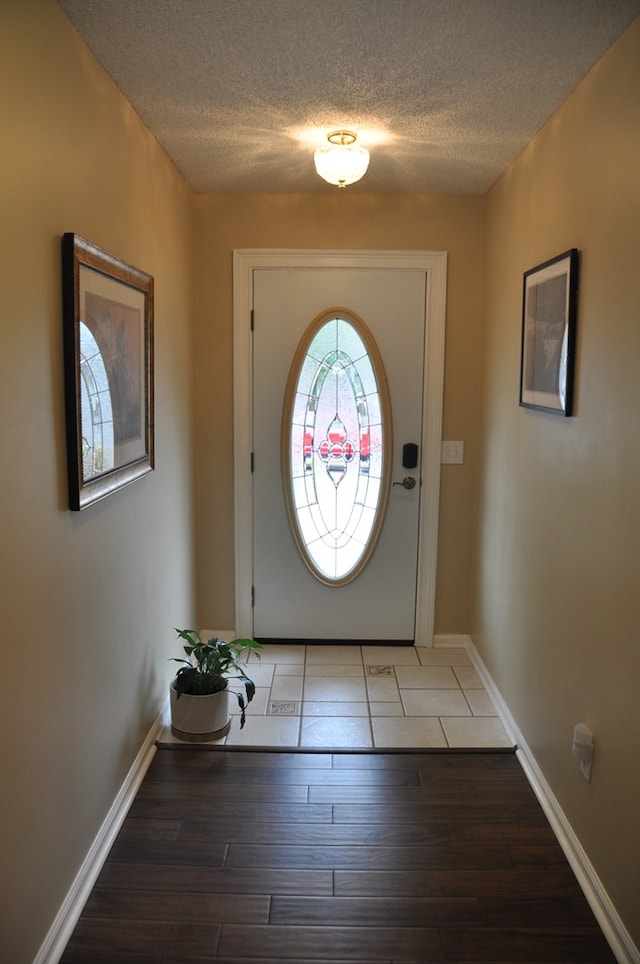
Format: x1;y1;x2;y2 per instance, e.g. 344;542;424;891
169;681;231;741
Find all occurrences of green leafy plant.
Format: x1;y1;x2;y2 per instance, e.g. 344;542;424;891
171;629;262;729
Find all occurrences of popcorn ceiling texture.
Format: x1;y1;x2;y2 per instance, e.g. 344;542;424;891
58;0;639;194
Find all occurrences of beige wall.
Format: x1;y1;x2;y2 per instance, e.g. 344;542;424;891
475;18;640;946
0;3;195;961
193;193;485;634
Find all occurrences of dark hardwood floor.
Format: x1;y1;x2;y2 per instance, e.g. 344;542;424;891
60;747;616;963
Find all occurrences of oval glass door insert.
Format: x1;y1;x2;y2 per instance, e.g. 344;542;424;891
282;309;392;585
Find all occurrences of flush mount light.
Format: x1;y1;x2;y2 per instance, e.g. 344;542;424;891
314;130;370;189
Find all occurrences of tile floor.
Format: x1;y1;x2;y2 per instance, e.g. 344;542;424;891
160;644;514;750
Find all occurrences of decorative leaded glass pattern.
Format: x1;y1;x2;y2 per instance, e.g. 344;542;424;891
283;310;392;585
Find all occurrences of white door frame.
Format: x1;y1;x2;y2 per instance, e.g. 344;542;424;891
232;249;447;645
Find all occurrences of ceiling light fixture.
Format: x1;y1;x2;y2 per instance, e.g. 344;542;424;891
314;130;370;189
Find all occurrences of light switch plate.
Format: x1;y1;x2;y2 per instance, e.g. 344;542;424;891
441;440;464;464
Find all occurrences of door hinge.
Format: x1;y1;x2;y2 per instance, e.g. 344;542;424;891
251;586;255;607
250;451;254;473
250;309;255;331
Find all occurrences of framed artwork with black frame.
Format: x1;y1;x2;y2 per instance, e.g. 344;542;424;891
519;248;579;416
62;233;154;510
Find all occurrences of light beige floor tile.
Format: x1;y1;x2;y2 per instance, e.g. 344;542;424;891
304;664;364;677
255;645;306;664
305;645;364;665
274;663;306;676
369;701;405;717
239;687;270;716
464;689;498;716
243;664;275;687
269;701;301;716
166;649;513;751
453;665;484;689
303;701;369;717
361;645;420;665
417;647;471;666
300;716;372;748
225;714;300;747
303;676;368;701
401;688;471;717
395;665;459;689
441;716;513;748
270;675;304;701
372;717;447;748
365;676;401;701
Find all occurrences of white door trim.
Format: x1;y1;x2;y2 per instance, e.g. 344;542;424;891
233;249;447;645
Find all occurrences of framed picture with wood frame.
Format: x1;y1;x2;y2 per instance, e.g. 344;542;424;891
62;233;154;510
519;248;579;416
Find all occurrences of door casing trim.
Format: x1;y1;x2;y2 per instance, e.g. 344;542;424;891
233;249;448;645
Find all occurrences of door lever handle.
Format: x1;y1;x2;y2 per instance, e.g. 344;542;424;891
392;476;416;490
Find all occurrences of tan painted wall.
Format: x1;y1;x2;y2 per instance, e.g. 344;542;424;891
193;193;485;634
475;18;640;946
0;2;195;961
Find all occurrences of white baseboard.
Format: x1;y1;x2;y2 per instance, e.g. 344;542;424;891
34;705;165;964
433;633;473;649
453;633;638;964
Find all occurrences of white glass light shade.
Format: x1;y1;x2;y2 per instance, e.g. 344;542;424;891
314;135;370;188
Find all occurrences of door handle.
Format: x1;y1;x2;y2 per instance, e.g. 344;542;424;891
392;476;416;490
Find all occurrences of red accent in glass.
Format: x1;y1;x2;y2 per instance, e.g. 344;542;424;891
318;414;358;487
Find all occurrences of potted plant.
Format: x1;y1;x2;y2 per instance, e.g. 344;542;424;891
169;629;262;741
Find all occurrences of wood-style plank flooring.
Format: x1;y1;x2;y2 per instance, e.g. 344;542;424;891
60;748;616;963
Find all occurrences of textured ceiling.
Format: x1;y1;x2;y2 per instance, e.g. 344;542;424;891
58;0;640;194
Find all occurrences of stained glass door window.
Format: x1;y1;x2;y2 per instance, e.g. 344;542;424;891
282;309;392;585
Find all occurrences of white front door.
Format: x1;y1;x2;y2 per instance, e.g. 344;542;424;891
233;250;447;645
